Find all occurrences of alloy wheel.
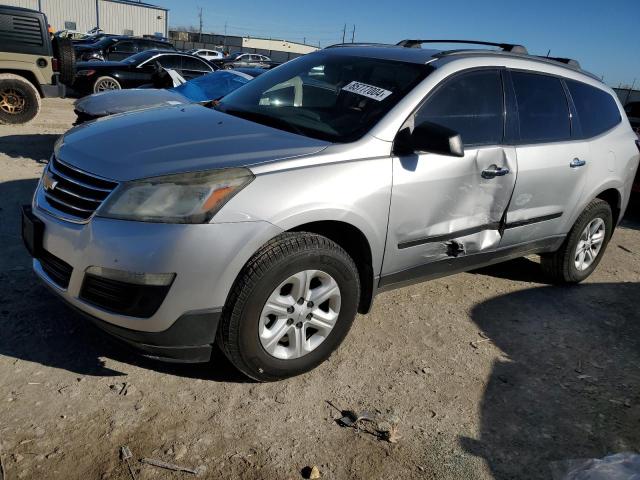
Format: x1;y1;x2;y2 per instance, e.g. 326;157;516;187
574;217;606;271
95;79;120;92
0;88;26;115
258;269;341;360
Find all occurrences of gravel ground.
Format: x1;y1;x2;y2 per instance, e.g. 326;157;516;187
0;99;639;480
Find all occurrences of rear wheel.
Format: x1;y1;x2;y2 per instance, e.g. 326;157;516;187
0;74;41;124
541;199;613;283
217;232;360;381
93;76;121;93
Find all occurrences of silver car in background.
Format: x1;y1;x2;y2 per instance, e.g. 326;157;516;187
22;40;640;381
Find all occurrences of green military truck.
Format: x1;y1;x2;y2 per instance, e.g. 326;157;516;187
0;5;75;124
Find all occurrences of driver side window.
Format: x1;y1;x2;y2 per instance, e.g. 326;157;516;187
414;69;504;147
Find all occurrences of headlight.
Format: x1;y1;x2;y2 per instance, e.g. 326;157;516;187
97;168;254;224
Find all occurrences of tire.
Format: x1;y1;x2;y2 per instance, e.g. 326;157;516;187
0;74;41;125
92;76;121;94
217;232;361;381
52;37;76;86
541;199;613;283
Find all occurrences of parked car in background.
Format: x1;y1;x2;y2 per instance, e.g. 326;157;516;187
0;5;75;124
187;48;224;61
73;68;265;123
73;50;215;94
74;36;174;62
212;52;273;69
625;101;640;133
22;40;639;381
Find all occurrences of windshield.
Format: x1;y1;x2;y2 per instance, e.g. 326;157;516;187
171;71;252;102
217;52;431;142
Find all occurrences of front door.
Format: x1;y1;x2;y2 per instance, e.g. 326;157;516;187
381;68;517;285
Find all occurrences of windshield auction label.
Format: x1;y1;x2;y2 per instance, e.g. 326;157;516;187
341;81;392;101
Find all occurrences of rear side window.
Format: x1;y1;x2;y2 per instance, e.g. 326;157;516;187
415;69;504;146
566;80;621;138
182;56;211;71
511;72;571;143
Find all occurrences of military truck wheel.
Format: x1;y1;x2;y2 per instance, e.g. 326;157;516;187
52;37;76;86
0;74;41;124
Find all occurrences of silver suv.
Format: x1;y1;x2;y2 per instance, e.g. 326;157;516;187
22;40;640;381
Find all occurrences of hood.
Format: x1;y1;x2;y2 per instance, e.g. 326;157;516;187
74;89;189;116
55;103;330;181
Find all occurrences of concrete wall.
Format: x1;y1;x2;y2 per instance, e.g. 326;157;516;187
5;0;167;36
169;31;318;63
614;88;640;105
242;37;318;55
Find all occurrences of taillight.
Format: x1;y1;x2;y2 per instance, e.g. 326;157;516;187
52;57;59;72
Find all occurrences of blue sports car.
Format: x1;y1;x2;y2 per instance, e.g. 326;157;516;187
73;68;265;124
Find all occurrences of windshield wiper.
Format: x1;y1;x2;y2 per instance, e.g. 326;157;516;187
220;108;306;136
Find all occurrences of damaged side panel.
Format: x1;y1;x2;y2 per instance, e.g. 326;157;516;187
381;146;517;277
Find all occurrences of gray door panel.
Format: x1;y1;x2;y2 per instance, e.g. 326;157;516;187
382;145;517;276
500;141;590;246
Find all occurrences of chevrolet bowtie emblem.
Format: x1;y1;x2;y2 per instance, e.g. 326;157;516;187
42;171;58;191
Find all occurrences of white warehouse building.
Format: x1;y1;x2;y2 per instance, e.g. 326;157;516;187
2;0;168;37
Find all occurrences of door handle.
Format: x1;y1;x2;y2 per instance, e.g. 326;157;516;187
570;158;586;168
481;165;510;179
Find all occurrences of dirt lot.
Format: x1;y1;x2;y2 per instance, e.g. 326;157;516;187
1;99;639;480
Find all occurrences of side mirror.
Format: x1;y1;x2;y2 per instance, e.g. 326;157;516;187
395;121;464;157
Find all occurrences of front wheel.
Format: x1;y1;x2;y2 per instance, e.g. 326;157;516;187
217;232;360;381
93;76;121;93
541;199;613;283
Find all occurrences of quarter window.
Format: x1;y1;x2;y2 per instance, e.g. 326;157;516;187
511;71;571;143
415;69;504;146
566;80;621;138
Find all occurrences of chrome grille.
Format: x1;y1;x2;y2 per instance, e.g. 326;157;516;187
41;156;118;222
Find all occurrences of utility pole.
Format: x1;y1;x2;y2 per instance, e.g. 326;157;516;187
625;78;637;105
342;23;346;43
197;7;203;43
223;21;227;51
351;24;355;43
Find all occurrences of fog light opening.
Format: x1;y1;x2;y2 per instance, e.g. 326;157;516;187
85;266;175;286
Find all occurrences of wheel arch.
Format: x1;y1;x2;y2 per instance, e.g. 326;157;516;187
0;69;43;96
594;188;622;226
288;220;376;314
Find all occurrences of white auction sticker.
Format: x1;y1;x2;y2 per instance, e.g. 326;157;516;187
341;81;392;101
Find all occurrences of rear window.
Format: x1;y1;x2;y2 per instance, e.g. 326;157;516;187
566;80;621;138
511;71;571;143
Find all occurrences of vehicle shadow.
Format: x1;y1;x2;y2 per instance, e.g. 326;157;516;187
460;282;640;480
0;178;249;383
0;134;59;162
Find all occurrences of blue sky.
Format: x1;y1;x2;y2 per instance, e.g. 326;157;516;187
160;0;639;88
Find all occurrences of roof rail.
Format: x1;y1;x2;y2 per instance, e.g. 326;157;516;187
325;42;393;49
397;39;528;55
538;56;581;69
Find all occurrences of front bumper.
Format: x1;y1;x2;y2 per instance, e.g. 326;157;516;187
28;203;282;361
